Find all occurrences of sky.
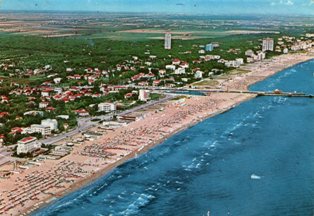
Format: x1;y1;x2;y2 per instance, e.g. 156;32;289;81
0;0;314;15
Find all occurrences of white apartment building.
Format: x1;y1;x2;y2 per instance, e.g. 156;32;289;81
30;124;52;136
17;137;41;155
98;102;116;113
41;119;58;131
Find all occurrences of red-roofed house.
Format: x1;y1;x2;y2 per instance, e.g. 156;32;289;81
1;96;9;103
172;58;181;65
124;93;134;100
41;88;54;97
131;73;145;82
62;97;70;103
0;112;9;118
144;72;155;79
74;74;82;80
70;86;80;92
46;107;56;112
68;95;76;101
138;81;149;86
153;80;162;87
180;61;189;69
10;127;24;134
75;109;89;117
92;93;101;98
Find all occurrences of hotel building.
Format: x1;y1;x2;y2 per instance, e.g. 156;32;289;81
262;38;274;52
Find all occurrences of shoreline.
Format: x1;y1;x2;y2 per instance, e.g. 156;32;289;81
0;51;313;216
31;94;254;216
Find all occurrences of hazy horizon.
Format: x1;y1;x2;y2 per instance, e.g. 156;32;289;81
0;0;313;16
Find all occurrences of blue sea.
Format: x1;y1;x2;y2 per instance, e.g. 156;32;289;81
33;60;314;216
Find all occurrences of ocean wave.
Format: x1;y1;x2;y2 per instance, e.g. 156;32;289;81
119;193;155;216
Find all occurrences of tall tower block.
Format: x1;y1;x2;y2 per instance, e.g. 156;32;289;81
164;33;172;50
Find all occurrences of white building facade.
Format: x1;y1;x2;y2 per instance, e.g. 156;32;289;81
262;38;274;52
30;124;51;136
41;119;58;131
17;137;41;155
98;103;116;112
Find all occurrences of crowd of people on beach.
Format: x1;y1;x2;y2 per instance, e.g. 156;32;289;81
0;159;98;215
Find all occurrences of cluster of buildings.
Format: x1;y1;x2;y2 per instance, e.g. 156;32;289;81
1;32;313;153
164;32;220;54
276;36;313;53
266;36;314;54
241;38;272;63
245;50;266;63
224;58;245;68
165;58;206;80
290;40;313;51
16;119;58;136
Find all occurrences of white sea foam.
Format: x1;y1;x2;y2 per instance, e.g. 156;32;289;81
120;193;155;216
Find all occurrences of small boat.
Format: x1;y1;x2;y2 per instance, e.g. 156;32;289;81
250;174;262;180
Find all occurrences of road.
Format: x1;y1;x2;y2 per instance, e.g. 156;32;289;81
0;149;15;166
41;94;174;145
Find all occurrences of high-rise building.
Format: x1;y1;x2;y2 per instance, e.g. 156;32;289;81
205;43;214;52
262;38;274;52
164;33;172;50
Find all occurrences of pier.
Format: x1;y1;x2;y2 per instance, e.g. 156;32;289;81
135;86;314;98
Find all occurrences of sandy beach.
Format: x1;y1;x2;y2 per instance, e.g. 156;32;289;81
0;51;313;216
